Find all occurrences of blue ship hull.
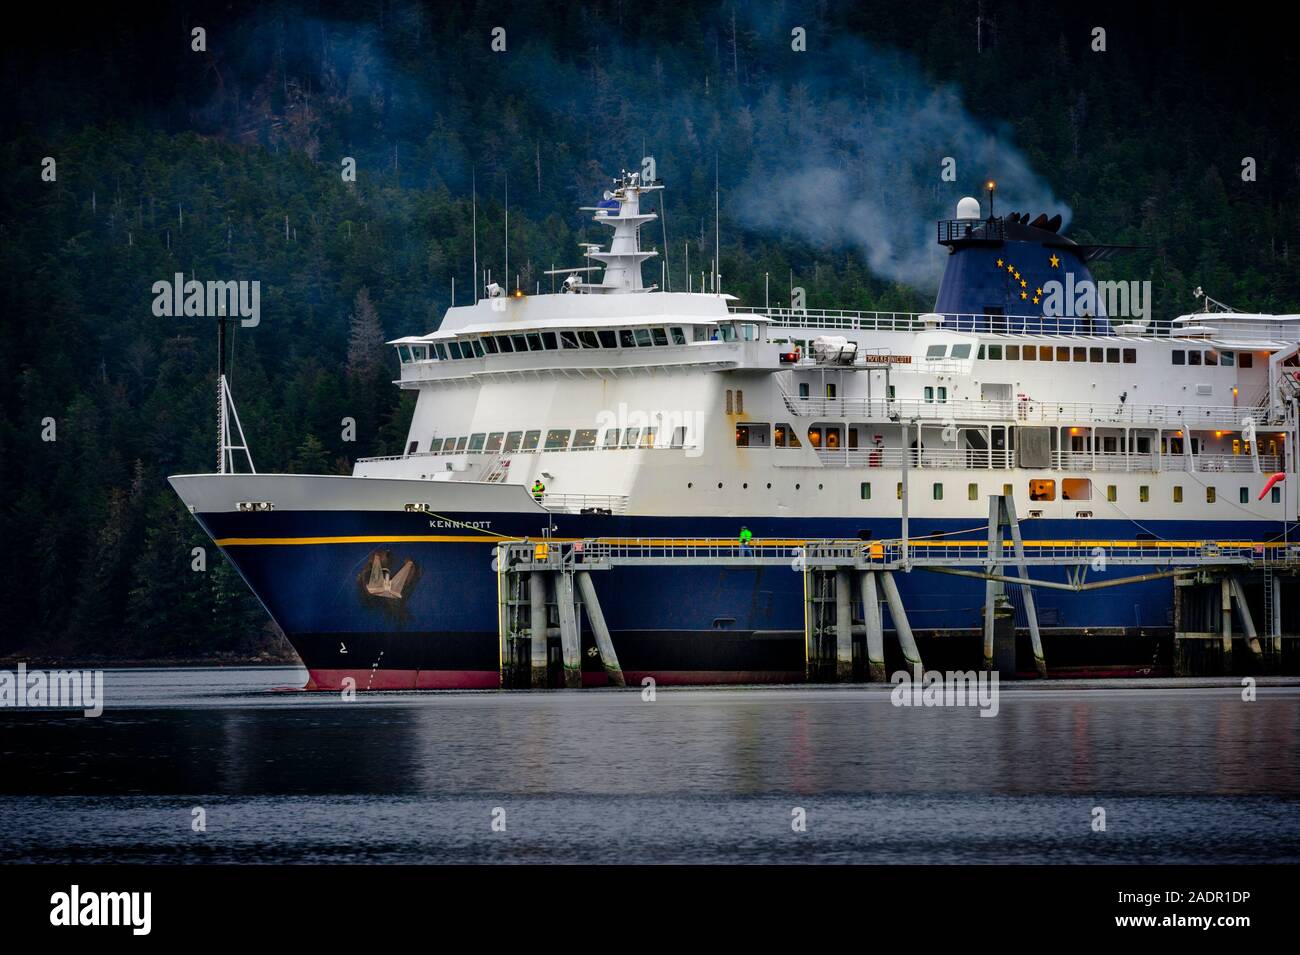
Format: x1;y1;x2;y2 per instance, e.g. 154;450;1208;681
196;508;1284;689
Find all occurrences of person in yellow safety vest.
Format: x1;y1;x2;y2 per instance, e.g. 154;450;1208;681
738;525;753;556
531;479;546;502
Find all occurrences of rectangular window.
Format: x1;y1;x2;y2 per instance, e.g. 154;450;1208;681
1173;485;1183;503
428;437;443;452
541;332;559;350
896;482;903;500
1205;350;1218;366
968;482;978;501
525;334;543;352
578;331;600;349
496;335;515;353
933;483;943;500
571;429;598;449
1056;346;1070;361
407;440;419;454
926;344;947;359
560;330;580;349
725;390;734;414
952;343;973;359
1272;486;1282;503
1239;352;1254;369
1029;479;1056;501
1106;348;1120;363
670;327;687;345
468;433;486;451
485;432;504;452
1172;350;1184;365
521;430;541;451
1003;484;1013;497
597;330;617;348
1073;346;1087;362
1221;351;1235;367
737;389;745;414
448;342;464;360
623;428;640;448
454;437;467;451
860;482;872;500
671;426;687;448
1062;478;1092;501
1240;486;1249;504
1090;347;1104;363
1206;486;1217;503
1139;485;1150;502
799;383;810;398
651;327;669;346
1006;345;1020;360
1122;348;1136;363
471;339;485;358
1188;351;1202;366
1040;345;1054;361
544;429;571;450
641;427;658;448
937;386;948;403
1107;484;1117;502
482;336;499;354
924;386;935;402
1023;346;1036;361
987;345;1002;360
634;328;652;347
504;431;523;452
509;334;528;353
602;428;621;448
434;343;449;360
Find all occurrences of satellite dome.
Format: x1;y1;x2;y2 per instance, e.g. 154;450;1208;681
955;196;981;220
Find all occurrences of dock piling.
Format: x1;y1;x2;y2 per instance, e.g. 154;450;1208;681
529;571;550;688
880;570;923;671
859;571;887;682
554;572;583;688
576;570;625;686
835;567;854;681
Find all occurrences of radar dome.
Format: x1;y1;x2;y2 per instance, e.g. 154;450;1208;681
956;196;981;220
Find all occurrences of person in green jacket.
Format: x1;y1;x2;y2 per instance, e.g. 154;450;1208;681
738;525;753;556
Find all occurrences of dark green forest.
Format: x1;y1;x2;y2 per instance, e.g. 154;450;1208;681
1;0;1297;660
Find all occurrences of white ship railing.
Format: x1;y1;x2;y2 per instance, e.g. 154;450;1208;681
732;306;1300;342
813;448;1280;473
783;396;1275;427
540;493;629;514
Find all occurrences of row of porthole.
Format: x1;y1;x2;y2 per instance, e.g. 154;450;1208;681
687;482;826;491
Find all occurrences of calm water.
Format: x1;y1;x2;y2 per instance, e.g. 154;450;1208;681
1;667;1298;863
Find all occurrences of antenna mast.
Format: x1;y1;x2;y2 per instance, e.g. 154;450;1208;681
471;166;478;303
713;152;721;295
215;303;255;475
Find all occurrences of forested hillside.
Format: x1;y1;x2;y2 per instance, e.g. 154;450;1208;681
2;0;1297;659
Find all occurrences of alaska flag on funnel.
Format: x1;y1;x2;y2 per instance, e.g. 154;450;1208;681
933;205;1118;332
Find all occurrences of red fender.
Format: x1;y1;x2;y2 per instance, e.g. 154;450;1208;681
1258;472;1286;500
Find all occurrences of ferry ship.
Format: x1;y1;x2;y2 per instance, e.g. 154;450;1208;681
170;170;1299;688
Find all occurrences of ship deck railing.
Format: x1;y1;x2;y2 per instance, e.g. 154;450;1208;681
811;447;1281;473
729;307;1299;342
502;536;1300;571
783;395;1278;428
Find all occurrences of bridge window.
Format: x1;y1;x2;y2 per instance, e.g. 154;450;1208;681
953;343;972;359
571;429;598;449
1006;345;1020;360
1063;478;1091;501
544;429;571;450
1029;479;1055;501
1221;351;1236;367
651;327;669;346
453;436;467;451
1022;346;1036;361
407;440;419;454
602;429;620;448
523;334;541;351
1056;346;1070;362
860;482;871;500
471;339;486;357
926;344;947;359
623;428;641;448
521;430;541;451
468;433;486;451
1173;485;1183;503
1188;351;1201;366
1073;347;1086;362
495;335;514;353
448;341;465;359
1123;348;1137;363
504;432;522;452
1090;347;1103;362
559;330;579;349
428;437;443;452
1107;348;1120;363
485;432;504;452
1205;350;1218;366
579;331;601;348
594;330;615;348
482;337;499;354
541;332;559;350
671;327;687;345
634;328;652;347
1206;486;1216;503
986;345;1001;360
641;427;658;448
1172;350;1185;365
1039;345;1053;361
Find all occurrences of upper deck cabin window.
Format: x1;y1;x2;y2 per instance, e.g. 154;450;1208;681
544;429;571;450
952;344;972;359
634;328;652;347
1188;351;1202;366
1205;350;1219;366
693;326;711;342
511;334;529;352
485;432;504;452
1220;351;1236;367
598;330;617;348
522;430;541;451
541;332;559;350
572;429;598;449
651;327;669;346
578;331;600;348
435;343;448;360
1239;352;1254;368
504;432;523;452
482;337;499;354
561;331;579;349
1006;345;1020;360
671;327;687;345
925;344;947;359
496;335;515;353
986;344;1001;360
618;329;635;347
526;333;543;351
